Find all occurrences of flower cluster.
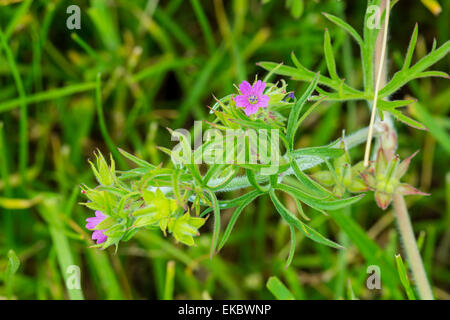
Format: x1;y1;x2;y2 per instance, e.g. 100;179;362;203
82;152;206;249
82;75;370;259
361;148;429;210
81;75;428;261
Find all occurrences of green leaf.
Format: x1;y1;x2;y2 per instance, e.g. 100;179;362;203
133;189;179;231
5;249;20;299
415;70;449;79
246;169;269;193
95;216;117;230
290;51;313;77
286;226;296;269
295;96;329;129
286;73;320;150
163;261;176;300
290;157;332;198
390;109;427;130
217;189;263;210
118;148;155;169
258;62;335;90
205;189;221;257
380;40;450;97
168;212;206;246
322;12;363;46
324;29;339;80
347;279;359;300
291;145;344;159
395;254;416;300
266;276;295;300
276;183;363;211
402;23;418;70
378;99;417;110
269;190;343;249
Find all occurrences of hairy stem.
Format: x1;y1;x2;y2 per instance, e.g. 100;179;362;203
375;0;433;300
392;194;434;299
209;123;383;192
150;123;383;196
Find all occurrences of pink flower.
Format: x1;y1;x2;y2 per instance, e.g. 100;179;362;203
234;80;270;116
86;211;108;244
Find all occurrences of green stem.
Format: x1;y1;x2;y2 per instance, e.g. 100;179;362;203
392;194;434;299
375;0;433;300
149;124;382;198
95;73;127;169
210;123;382;193
0;27;28;184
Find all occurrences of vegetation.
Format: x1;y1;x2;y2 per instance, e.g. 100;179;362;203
0;0;448;300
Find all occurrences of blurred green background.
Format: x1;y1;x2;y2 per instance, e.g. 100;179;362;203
0;0;448;299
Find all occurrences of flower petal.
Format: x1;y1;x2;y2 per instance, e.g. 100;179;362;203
244;105;259;116
253;80;266;95
95;211;106;218
86;217;102;230
256;94;270;108
239;81;252;95
235;95;250;109
92;230;107;244
86;211;106;230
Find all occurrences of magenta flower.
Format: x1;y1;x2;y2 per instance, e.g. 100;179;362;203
234;80;270;116
86;211;108;244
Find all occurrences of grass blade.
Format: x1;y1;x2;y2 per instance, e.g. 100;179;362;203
266;276;295;300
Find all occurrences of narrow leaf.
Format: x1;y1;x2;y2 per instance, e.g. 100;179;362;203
395;254;416;300
266;276;295;300
286;73;320;150
290;158;332;198
322;12;363;45
291;146;344;159
402;23;418;70
276;183;363;211
270;190;343;249
324;29;339;80
205;189;221;258
118;148;155;169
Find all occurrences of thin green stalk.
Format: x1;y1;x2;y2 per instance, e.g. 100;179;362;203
38;197;84;300
163;260;176;300
0;123;14;246
0;82;96;113
71;33;101;61
0;27;28;183
190;0;216;53
393;194;434;299
95;73;127;169
4;0;33;40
